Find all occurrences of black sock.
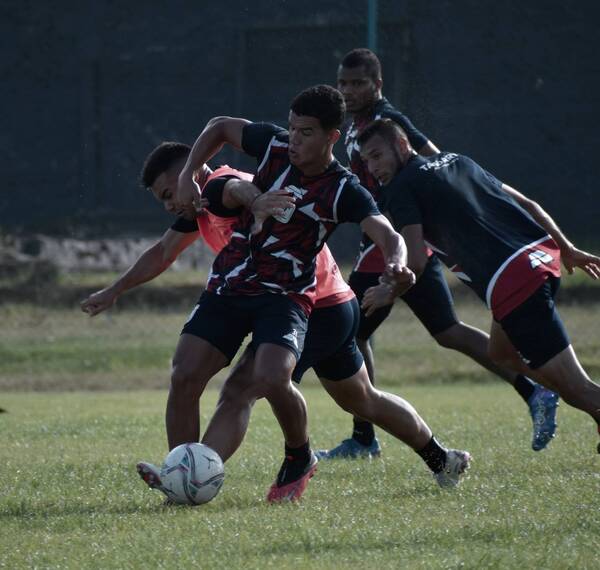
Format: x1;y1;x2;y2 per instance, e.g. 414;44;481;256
278;441;312;486
416;436;447;474
284;440;311;464
514;374;536;403
352;419;375;446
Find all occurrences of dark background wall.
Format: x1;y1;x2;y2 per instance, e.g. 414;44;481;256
2;1;599;256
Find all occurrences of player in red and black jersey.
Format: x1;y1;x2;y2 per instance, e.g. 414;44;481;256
325;48;558;458
171;85;416;501
359;118;600;452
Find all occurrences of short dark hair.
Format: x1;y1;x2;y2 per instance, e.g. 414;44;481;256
290;85;345;130
357;118;409;148
340;48;382;83
140;141;191;189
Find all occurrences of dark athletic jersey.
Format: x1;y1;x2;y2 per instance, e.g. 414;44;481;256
345;97;429;273
206;122;380;314
380;152;561;319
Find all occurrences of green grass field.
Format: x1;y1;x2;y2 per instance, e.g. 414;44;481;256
1;290;599;568
1;387;598;569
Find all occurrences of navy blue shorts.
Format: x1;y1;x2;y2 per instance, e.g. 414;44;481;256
181;291;308;363
349;255;458;340
497;277;570;369
292;298;364;383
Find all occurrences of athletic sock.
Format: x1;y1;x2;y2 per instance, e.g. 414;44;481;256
277;441;312;486
284;440;311;464
514;374;536;403
416;436;447;474
352;419;375;446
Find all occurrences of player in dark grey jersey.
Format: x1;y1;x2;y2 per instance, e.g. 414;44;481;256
318;48;559;460
359;118;600;453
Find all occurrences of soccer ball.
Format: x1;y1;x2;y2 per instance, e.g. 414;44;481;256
160;443;224;505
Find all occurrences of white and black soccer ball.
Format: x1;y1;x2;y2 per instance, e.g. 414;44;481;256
160;443;224;505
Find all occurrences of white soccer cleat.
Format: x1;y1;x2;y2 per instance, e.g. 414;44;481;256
434;449;471;488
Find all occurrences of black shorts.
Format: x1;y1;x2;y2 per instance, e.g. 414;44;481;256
349;255;458;340
497;277;570;369
181;291;308;363
292;298;364;383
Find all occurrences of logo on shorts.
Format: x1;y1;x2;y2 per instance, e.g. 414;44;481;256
283;329;298;349
528;250;554;269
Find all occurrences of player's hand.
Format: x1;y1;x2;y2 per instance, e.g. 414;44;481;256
175;168;201;211
192;196;209;214
361;283;396;317
80;287;118;316
383;263;417;295
562;246;600;279
250;190;295;235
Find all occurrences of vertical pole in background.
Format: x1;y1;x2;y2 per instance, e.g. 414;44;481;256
367;0;378;53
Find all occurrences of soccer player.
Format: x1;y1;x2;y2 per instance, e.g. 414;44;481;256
320;47;558;459
358;118;600;451
165;84;415;501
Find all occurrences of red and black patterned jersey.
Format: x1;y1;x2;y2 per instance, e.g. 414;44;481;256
345;98;429;273
206;122;380;314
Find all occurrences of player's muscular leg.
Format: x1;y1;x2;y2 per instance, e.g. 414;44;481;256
320;365;432;450
201;347;258;462
435;321;523;384
252;343;308;448
536;346;600;423
166;334;228;449
354;337;376;422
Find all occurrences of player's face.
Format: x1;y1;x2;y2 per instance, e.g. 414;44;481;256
288;111;339;172
337;65;381;114
360;134;399;186
150;164;196;220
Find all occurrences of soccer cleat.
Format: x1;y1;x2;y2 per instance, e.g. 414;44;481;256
434;449;471;488
267;452;318;503
137;461;169;496
315;437;381;460
527;385;559;451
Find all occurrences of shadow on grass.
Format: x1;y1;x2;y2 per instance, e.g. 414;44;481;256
1;493;266;520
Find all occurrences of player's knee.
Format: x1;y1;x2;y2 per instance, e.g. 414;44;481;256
170;363;203;396
333;383;376;417
252;368;292;398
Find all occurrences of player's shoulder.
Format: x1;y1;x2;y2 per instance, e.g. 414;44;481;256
376;98;410;122
257;122;288;142
245;121;288;147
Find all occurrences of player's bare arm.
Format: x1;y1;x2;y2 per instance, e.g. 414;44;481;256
360;214;406;267
360;214;415;301
215;178;296;234
501;183;600;279
176;117;251;209
361;223;425;316
81;228;199;316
